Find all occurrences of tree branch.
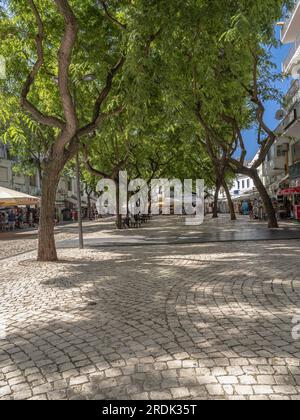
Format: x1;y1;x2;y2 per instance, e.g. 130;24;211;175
144;28;161;57
82;143;110;178
221;113;247;166
77;105;124;138
20;0;65;129
54;0;79;137
98;0;127;30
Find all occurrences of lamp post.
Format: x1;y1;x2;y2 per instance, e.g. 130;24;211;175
74;73;96;250
76;153;84;249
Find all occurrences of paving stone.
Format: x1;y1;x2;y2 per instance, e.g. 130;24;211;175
253;385;274;395
0;386;11;398
69;376;89;386
47;390;67;400
32;384;52;395
170;387;190;399
0;216;300;401
149;391;172;400
272;386;297;395
234;385;253;396
239;375;256;385
206;385;224;396
104;368;122;378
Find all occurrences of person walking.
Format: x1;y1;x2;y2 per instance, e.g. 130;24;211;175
8;210;16;231
18;211;24;229
249;202;254;220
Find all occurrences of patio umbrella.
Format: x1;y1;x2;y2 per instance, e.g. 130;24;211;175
0;186;40;207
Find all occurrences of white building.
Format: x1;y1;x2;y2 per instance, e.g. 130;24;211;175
0;142;95;220
280;2;300;186
266;2;300;219
228;175;254;199
0;143;41;196
281;0;300;77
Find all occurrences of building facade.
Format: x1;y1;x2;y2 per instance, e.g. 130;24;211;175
276;1;300;218
0;142;95;221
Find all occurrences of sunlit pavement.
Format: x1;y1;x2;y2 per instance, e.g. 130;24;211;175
0;215;300;400
58;215;300;248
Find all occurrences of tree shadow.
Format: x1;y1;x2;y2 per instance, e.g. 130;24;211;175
1;239;300;399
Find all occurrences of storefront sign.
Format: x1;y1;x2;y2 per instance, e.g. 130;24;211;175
278;187;300;196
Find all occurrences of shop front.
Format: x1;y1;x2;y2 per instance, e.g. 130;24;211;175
288;161;300;220
277;187;300;220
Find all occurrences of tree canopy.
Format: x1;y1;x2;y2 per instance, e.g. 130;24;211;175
0;0;291;259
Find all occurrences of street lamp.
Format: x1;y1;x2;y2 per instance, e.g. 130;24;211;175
76;153;84;249
74;73;96;250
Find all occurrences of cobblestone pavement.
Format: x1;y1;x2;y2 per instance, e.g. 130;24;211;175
1;217;300;400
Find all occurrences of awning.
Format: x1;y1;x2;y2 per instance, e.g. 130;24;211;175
278;187;300;196
0;186;40;207
65;198;78;206
232;189;258;201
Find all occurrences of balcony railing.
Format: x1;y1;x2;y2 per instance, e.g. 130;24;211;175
285;79;300;109
281;0;300;41
283;33;300;74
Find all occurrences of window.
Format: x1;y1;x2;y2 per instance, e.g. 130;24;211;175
292;140;300;163
29;174;37;187
0;166;8;182
242;180;245;189
237;181;240;190
68;179;72;192
277;145;288;157
247;179;250;189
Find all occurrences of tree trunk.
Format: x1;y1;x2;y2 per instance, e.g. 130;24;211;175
213;178;221;218
37;164;61;261
222;180;236;221
115;179;122;229
251;169;278;228
87;192;92;219
148;187;152;215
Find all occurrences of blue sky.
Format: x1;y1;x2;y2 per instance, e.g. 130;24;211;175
243;26;292;160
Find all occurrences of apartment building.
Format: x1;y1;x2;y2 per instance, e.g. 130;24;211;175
0;143;41;196
0;142;93;220
270;0;300;219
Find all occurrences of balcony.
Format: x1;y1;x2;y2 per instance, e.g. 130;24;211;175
283;33;300;75
285;80;300;110
265;158;286;177
281;0;300;44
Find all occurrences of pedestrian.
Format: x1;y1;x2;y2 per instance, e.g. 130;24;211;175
18;211;24;229
28;211;33;227
249;202;254;220
0;212;5;231
8;210;16;231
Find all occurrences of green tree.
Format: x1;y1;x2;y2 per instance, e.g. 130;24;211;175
134;0;288;227
0;0;130;260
